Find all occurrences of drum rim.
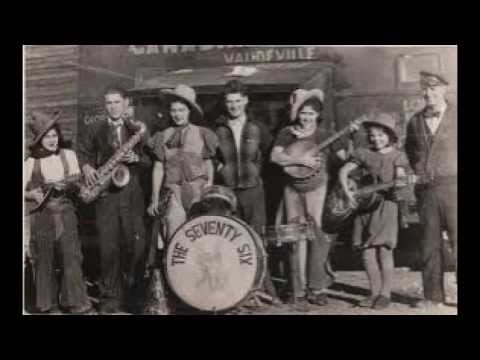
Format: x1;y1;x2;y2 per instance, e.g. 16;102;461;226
163;214;267;313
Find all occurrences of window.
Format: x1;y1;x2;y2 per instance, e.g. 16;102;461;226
396;53;444;89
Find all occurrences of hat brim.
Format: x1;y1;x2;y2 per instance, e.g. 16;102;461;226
28;117;59;149
290;93;324;122
363;121;399;141
162;90;204;118
419;71;449;86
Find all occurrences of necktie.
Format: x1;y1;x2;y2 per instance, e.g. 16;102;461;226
166;124;189;148
110;120;123;148
424;107;441;118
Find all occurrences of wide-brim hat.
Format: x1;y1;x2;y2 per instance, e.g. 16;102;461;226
27;110;61;149
162;84;203;119
363;113;399;141
200;185;237;211
289;88;325;122
420;70;449;87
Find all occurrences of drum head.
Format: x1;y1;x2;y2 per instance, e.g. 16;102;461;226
165;215;262;312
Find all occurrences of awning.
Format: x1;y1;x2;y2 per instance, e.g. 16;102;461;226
128;62;333;95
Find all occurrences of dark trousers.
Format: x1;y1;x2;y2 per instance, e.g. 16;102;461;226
31;202;90;312
234;184;267;236
234;184;277;298
417;183;457;302
96;179;146;309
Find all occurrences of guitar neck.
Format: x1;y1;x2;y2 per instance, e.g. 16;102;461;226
356;182;394;196
356;175;425;197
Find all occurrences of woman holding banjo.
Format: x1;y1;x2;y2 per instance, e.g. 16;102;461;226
24;110;93;314
270;89;359;305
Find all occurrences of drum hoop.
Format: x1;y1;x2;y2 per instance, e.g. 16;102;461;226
163;215;267;312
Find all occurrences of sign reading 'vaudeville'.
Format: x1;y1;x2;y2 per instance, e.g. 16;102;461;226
128;45;338;65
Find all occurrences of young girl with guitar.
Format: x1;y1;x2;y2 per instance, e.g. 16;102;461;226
24;111;93;314
338;113;412;310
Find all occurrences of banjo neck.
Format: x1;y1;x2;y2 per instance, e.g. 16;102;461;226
313;116;367;155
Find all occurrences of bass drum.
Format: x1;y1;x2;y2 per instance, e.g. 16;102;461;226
164;215;267;312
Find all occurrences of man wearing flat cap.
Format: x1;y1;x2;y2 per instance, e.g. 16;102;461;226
405;70;457;308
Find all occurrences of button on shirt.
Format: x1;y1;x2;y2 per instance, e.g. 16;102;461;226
425;103;447;135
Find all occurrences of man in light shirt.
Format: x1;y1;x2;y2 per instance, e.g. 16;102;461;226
214;80;280;304
405;70;457;309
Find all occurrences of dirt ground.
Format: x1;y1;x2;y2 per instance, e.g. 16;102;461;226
227;270;457;316
24;268;457;315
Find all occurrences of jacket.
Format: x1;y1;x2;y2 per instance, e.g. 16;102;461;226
215;114;272;189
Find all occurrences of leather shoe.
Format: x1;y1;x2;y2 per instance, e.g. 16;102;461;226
373;295;391;310
358;296;377;308
307;292;329;306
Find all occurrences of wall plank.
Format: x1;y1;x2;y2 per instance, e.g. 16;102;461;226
24;45;80;151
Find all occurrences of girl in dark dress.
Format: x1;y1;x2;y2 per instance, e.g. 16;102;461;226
339;113;411;310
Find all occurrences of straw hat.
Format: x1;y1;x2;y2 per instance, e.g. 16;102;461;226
289;88;325;122
363;113;399;141
162;84;203;118
27;110;61;149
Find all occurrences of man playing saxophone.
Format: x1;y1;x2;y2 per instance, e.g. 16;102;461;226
78;85;150;314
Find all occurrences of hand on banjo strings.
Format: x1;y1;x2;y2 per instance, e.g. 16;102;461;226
301;154;324;169
29;188;45;204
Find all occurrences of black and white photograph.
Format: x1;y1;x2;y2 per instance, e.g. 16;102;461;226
23;45;457;315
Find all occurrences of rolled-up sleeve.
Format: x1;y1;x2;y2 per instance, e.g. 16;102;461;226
147;132;166;163
201;127;219;159
273;128;293;148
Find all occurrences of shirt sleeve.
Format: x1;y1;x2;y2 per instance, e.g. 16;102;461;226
65;150;81;176
200;127;219;159
273;128;294;148
24;157;34;189
147;132;166;162
393;151;411;170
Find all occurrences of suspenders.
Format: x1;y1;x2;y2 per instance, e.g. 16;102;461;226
31;149;70;185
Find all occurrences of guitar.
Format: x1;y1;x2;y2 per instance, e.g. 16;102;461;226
322;174;422;233
25;174;82;214
282;116;367;183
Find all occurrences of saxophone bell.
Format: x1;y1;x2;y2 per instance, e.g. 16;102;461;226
112;164;131;188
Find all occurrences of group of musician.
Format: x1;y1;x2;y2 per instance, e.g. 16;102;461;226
24;69;457;314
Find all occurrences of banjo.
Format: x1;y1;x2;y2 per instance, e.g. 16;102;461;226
26;174;82;214
282;116;367;184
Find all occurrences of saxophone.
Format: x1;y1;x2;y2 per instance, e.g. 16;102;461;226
79;116;147;204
